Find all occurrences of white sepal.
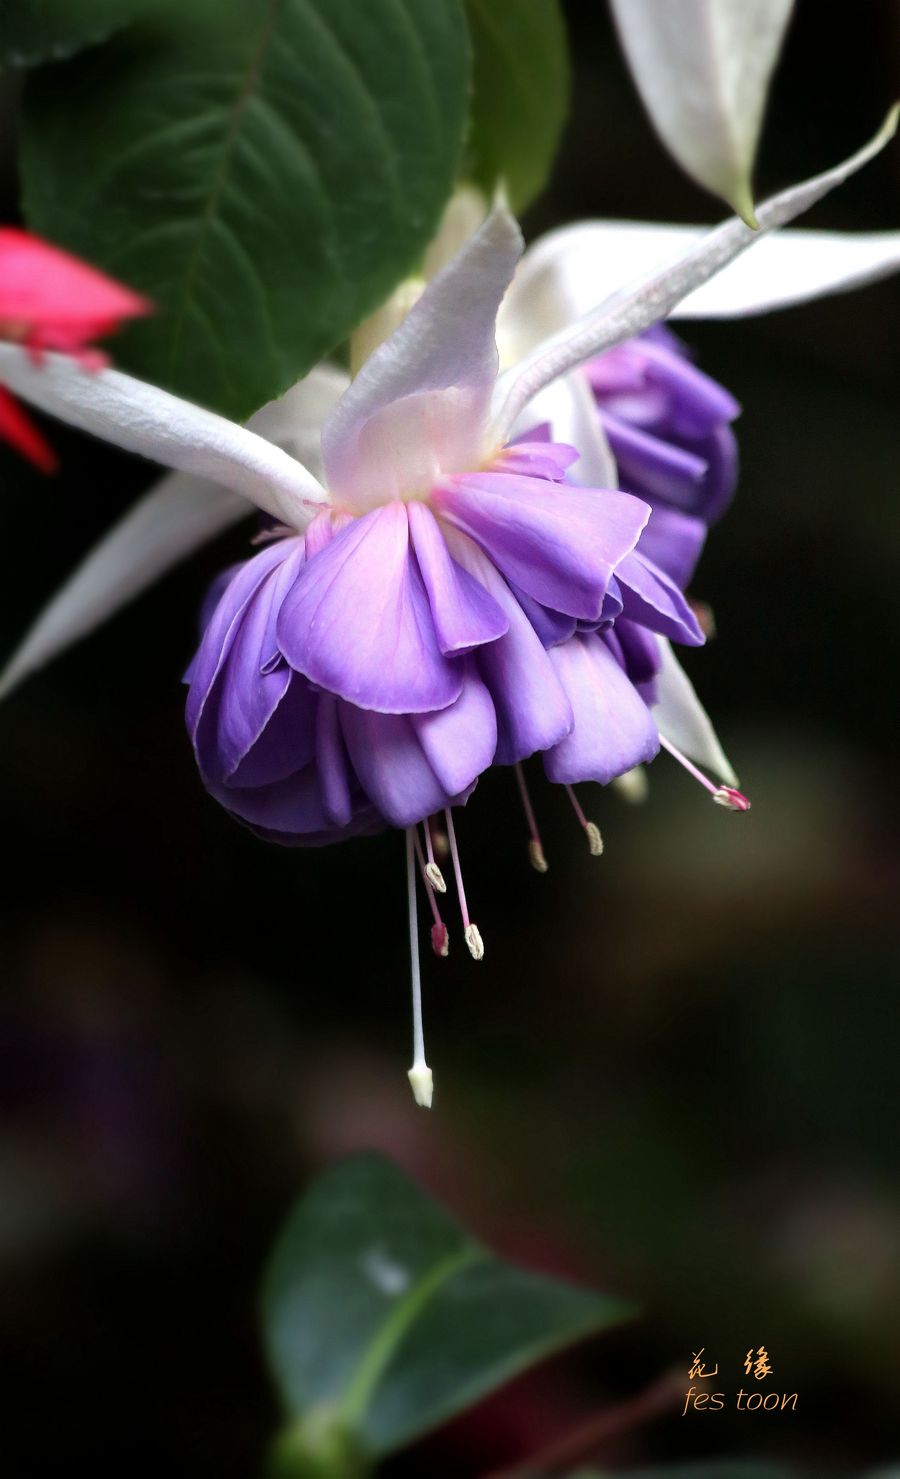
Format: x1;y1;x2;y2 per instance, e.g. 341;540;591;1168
0;475;247;701
321;205;524;510
491;108;899;442
0;365;349;699
0;345;327;528
653;638;738;786
503;220;900;336
610;0;794;222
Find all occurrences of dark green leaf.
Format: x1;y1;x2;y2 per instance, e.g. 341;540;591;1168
21;0;469;418
463;0;570;211
262;1155;632;1458
0;0;165;68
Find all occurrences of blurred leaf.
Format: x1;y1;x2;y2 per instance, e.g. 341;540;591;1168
463;0;570;211
0;0;162;67
262;1154;631;1459
21;0;469;419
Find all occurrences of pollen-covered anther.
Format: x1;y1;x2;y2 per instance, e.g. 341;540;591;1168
712;786;751;812
585;821;604;856
464;924;485;961
408;1062;434;1108
528;838;548;873
424;861;447;894
431;922;449;957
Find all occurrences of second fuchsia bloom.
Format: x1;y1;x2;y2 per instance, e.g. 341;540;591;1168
0;228;149;471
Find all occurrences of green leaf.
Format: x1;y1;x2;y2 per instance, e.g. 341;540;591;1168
20;0;469;419
0;0;164;68
262;1155;632;1459
463;0;570;212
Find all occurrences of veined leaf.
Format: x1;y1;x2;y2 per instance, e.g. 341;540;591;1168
21;0;469;419
262;1154;632;1459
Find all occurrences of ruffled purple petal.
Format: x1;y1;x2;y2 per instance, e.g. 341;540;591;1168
602;409;707;509
316;693;356;827
492;439;579;480
276;501;462;715
448;533;574;764
697;422;739;523
435;469;650;621
636;505;707;588
411;664;497;798
227;672;317;789
543;634;660;785
339;704;471;828
507;583;578;648
406;500;508;655
615;550;705;645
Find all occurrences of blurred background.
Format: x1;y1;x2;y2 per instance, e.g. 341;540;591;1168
0;1;897;1474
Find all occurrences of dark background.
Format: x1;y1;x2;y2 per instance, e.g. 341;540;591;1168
0;2;898;1474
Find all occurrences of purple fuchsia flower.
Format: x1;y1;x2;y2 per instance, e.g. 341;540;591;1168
1;120;899;1104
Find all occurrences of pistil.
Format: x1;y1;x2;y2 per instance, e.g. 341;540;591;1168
405;828;433;1108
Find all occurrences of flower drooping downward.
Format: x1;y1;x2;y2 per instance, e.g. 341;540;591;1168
1;116;896;1104
183;209;748;1106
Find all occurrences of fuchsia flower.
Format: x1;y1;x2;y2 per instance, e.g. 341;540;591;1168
0;228;149;471
0;117;898;1103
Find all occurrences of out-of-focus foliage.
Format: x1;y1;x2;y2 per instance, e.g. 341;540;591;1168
262;1156;631;1464
0;0;166;67
463;0;570;211
20;0;470;418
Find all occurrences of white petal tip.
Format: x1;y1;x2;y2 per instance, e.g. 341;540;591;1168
408;1063;434;1108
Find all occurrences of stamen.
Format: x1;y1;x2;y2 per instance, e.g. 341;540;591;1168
423;817;448;892
405;828;433;1108
565;785;604;856
413;832;450;957
444;808;484;961
712;786;752;812
659;735;751;811
514;762;548;872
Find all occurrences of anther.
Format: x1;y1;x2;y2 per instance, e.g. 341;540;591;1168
585;821;604;856
464;924;485;961
712;786;752;812
515;762;549;873
413;832;450;958
659;734;751;812
444;808;485;961
424;861;447;893
565;785;603;857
